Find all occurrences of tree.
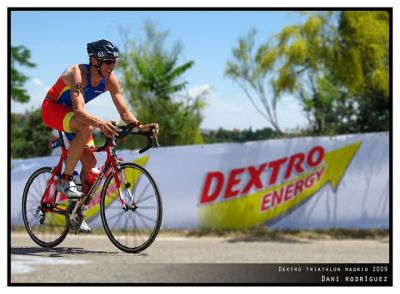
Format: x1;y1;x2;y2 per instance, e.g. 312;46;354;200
269;11;389;134
11;108;52;158
271;12;344;134
11;45;36;103
118;22;207;148
227;11;389;136
335;11;389;132
225;29;283;135
11;45;42;159
202;127;276;143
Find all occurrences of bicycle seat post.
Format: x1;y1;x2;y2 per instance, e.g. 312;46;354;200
58;131;66;148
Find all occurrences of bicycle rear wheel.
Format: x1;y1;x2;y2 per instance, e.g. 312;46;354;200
22;167;69;247
100;163;162;253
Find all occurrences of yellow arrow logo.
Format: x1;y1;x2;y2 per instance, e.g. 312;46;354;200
198;142;361;229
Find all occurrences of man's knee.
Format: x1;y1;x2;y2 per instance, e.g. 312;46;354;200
70;117;93;134
77;123;93;134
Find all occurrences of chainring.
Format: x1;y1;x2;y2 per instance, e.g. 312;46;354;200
65;202;83;231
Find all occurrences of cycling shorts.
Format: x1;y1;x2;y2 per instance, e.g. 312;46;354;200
42;98;94;146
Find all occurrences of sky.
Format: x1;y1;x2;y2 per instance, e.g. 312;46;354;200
10;9;313;132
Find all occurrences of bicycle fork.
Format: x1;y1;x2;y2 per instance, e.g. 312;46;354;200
114;169;137;211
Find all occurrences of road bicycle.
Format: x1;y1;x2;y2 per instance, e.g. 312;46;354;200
22;122;162;253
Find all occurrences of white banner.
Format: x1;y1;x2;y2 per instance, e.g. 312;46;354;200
10;132;389;229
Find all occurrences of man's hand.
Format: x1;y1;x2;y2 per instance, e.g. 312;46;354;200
138;123;160;134
99;120;120;138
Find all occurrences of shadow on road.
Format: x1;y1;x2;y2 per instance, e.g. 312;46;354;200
10;246;145;257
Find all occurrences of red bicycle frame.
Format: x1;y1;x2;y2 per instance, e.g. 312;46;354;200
40;122;158;213
41;133;128;212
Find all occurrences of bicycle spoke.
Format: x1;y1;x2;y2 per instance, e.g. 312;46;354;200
26;207;39;214
108;211;124;229
135;210;156;224
136;193;155;205
27;199;40;206
136;211;152;231
135;182;150;204
106;205;125;210
32;182;43;197
130;212;137;233
123;211;129;245
138;205;157;210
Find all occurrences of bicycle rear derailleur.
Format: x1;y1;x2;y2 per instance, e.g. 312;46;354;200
34;206;46;224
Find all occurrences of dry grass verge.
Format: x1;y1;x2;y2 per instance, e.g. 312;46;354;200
11;225;389;240
176;226;389;241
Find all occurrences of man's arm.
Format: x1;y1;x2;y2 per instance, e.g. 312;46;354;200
64;65;119;137
108;74;140;125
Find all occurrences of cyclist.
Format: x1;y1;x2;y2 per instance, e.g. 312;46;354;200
41;39;159;232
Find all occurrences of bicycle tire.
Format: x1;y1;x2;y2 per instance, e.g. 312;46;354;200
22;167;69;248
100;162;162;253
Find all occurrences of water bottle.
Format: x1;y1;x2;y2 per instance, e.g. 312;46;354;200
83;167;100;194
73;170;82;192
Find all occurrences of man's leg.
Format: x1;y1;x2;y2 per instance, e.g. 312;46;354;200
65;120;96;233
80;152;97;184
42;100;92;201
63;116;93;177
56;116;93;199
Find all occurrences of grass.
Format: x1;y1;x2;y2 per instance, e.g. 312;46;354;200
177;226;390;240
11;225;389;240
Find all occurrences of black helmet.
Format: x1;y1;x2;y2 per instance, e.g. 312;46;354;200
87;39;120;59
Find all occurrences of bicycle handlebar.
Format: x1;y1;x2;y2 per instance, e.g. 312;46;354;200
96;122;160;153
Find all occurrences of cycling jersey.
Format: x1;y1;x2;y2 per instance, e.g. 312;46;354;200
47;64;106;106
42;64;105;145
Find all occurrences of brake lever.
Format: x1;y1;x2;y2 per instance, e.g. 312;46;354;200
152;128;160;147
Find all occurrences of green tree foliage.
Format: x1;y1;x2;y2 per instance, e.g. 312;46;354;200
271;13;342;134
118;22;206;148
271;11;389;134
335;11;389;132
226;11;389;135
11;108;52;158
203;127;277;143
11;45;46;159
225;29;283;135
11;45;36;103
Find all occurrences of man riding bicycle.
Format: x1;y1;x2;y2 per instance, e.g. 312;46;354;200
41;39;159;232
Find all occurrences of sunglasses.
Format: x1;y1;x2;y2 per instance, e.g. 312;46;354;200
101;59;117;65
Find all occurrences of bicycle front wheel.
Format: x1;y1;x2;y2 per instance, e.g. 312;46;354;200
22;167;69;247
100;163;162;253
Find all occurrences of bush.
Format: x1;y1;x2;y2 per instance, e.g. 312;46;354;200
11;108;52;158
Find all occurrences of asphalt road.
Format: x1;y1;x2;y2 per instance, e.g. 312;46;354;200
10;233;389;284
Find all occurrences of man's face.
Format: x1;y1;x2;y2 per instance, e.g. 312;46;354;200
92;57;116;78
100;58;116;78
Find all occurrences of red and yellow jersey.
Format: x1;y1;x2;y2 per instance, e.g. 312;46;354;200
46;64;106;107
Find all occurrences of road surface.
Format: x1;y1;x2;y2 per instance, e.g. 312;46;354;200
10;233;389;284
